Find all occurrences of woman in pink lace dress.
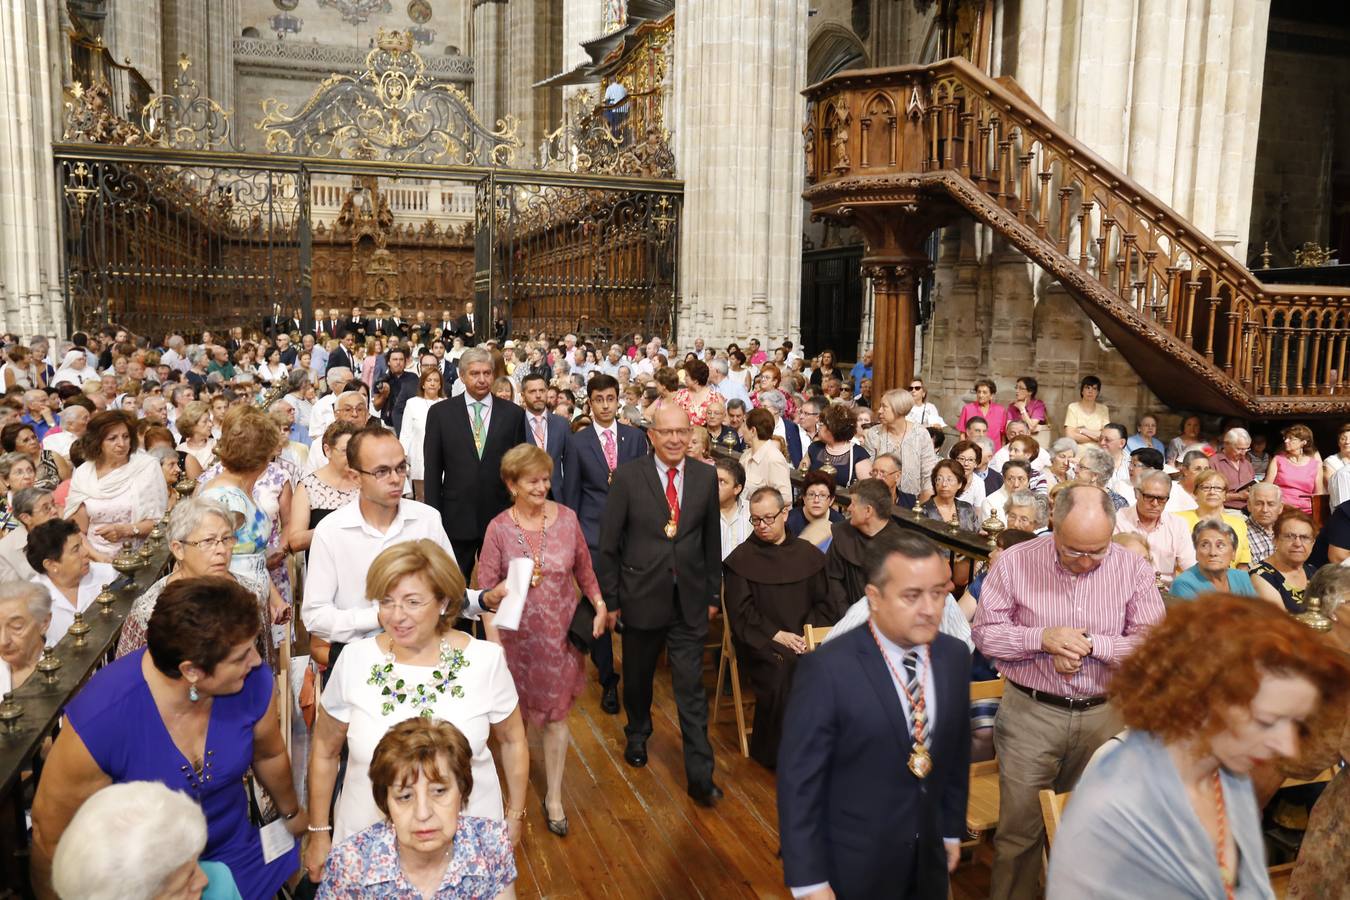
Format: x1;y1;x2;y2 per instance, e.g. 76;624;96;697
478;444;606;839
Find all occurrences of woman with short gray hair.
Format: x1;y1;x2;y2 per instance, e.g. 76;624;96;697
51;780;236;900
1044;437;1078;487
0;579;51;694
1169;519;1258;600
115;496;272;660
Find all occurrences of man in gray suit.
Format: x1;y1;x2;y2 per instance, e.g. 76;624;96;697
597;404;723;805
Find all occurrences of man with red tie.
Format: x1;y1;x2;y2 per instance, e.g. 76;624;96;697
597;403;723;805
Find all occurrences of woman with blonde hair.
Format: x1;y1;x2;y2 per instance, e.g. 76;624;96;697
304;540;528;879
477;444;606;837
175;400;215;481
400;368;445;501
864;387;937;503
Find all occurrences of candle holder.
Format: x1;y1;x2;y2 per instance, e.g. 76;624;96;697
113;541;143;576
146;519;167;549
67;612;92;647
981;511;1005;548
174;474;196;498
1292;594;1334;633
0;694;22;734
720;431;738;450
36;646;63;686
137;540;154;564
96;584;118;616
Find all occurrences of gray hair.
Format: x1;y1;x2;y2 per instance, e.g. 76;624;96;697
1307;564;1350;618
1077;446;1116;482
710;359;729;377
0;452;32;479
286;369;308;392
1181;448;1210;467
58;404;89;427
11;486;51;518
167;496;236;544
325;366;353;389
187;348;206;366
459;346;492;370
1249;481;1282;503
758;389;787;415
1005;490;1050;528
1135;469;1173;494
0;578;51;620
1053;483;1117;525
147;446;178;466
973;436;995;462
877;451;904;471
1223;427;1252;445
52;781;209;900
879;388;915;418
1191;518;1239;550
1050;437;1078;456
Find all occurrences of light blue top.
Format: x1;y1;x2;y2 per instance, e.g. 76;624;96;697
1047;729;1275;899
1168;565;1257;600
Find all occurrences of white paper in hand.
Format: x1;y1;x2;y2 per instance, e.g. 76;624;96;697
493;557;534;631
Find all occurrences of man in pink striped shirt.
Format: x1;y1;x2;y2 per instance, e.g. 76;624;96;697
972;484;1165;900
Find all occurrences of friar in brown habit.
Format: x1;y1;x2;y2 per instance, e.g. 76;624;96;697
723;486;835;768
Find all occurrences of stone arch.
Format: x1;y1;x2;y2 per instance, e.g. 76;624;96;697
807;23;869;85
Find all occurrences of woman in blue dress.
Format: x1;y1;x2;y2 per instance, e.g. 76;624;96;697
31;576;307;899
1170;520;1258;600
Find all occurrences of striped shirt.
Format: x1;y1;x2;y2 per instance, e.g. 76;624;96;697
972;533;1165;696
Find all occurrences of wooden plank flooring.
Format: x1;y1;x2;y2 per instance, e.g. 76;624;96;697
507;652;995;899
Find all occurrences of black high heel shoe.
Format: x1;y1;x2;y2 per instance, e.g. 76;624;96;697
542;798;568;837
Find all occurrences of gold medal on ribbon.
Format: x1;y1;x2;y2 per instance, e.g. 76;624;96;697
664;518;678;539
908;743;932;779
530;565;542;588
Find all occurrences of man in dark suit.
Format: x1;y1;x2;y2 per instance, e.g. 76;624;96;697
520;372;568;501
778;531;971;900
262;303;285;339
286;307;308;336
430;338;457;387
424;345;528;573
326;332;357;374
366;308;395;338
341;306;366;340
320;307;343;340
597;403;723;805
437;308;456;338
455;300;478;345
562;373;644;712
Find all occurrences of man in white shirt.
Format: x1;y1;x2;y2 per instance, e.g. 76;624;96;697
598;344;624;377
307;388;374;473
43;405;89;462
1164;450;1210;513
708;358;749;406
160;335;188;373
987;420;1050;473
308;367;353;441
303;428;502;648
1098;423;1133;497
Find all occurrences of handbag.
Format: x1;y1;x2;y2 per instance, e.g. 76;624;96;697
567;598;595;653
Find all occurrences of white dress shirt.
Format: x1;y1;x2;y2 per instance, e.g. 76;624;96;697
38;562;117;646
1331;465;1350;509
719;503;751;561
309;392;338;438
301;499;484;644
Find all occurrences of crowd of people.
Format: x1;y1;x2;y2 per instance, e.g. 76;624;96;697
0;316;1345;899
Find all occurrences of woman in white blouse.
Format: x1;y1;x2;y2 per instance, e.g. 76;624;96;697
304;540;529;878
64;410;169;560
905;378;947;429
0;580;50;695
256;347;288;385
398;369;444;502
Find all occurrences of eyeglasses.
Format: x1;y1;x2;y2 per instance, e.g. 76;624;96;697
355;461;410;480
650;428;692;439
803;490;832;501
1279;533;1313;543
1196;485;1226;493
1138;492;1169;503
377;595;435;612
183;535;233;551
909;385;923;391
749;509;786;527
1059;546;1110;560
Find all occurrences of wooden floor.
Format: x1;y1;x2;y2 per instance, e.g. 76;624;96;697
508;654;995;899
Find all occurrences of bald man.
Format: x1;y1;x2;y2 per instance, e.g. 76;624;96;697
973;484;1165;900
597;405;723;805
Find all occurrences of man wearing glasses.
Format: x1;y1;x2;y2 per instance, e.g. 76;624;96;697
1113;469;1195;585
303;428;503;667
973;484;1164;900
722;486;830;768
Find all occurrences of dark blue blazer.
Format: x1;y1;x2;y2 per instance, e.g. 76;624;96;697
561;422;646;547
777;628;971;900
525;412;570;501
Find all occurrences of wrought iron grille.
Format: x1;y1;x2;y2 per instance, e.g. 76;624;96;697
55;145;681;343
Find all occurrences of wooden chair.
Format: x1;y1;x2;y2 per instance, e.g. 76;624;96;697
803;623;832;650
1038;788;1069;849
712;599;752;758
963;677;1006;845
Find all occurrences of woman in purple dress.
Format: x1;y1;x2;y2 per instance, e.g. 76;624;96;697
478;444;606;838
31;576;307;899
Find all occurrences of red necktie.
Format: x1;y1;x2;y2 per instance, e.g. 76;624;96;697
603;429;617;471
665;467;680;528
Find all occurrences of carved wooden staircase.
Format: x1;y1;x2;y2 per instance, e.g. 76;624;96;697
803;57;1350;418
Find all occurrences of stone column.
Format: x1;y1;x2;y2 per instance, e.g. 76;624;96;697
675;0;806;348
0;0;65;336
472;0;508;132
505;0;561;156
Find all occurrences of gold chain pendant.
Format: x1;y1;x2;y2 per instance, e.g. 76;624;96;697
908;743;932;779
664;518;678;539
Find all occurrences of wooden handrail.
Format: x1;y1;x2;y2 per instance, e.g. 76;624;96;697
803;57;1350;414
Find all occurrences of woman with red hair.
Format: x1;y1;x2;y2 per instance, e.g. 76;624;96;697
1046;594;1349;899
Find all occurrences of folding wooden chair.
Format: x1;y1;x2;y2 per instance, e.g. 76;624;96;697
803;623;832;650
712;597;751;757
